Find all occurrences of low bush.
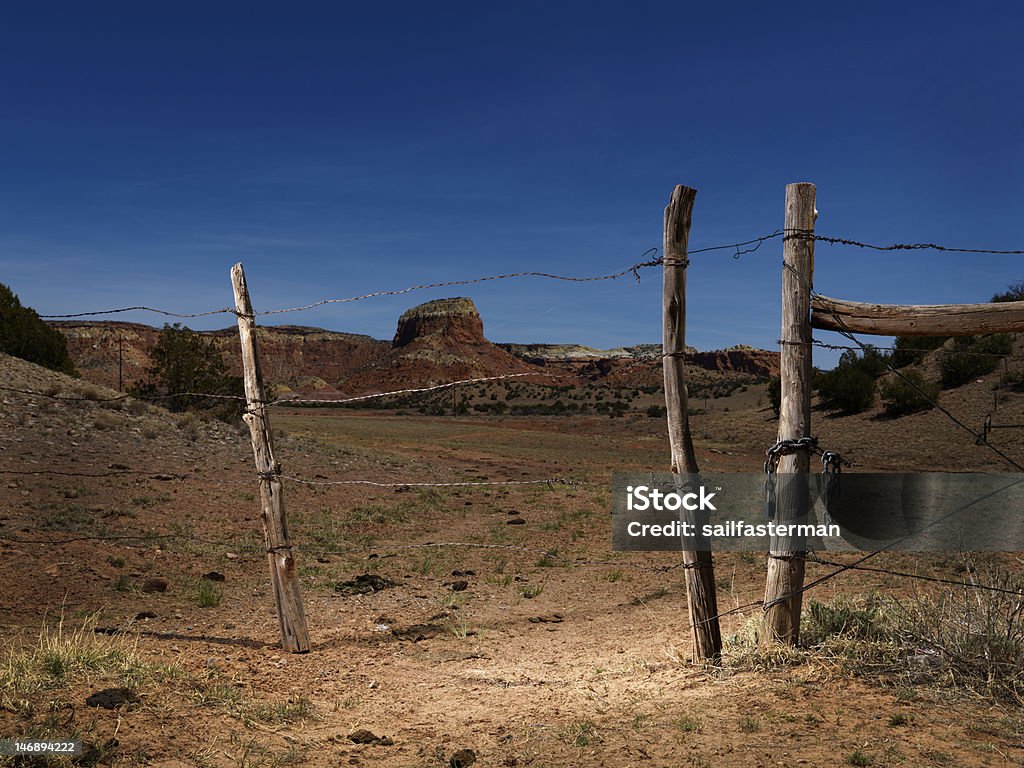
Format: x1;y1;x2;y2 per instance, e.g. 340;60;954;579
880;371;939;416
816;365;875;414
939;334;1011;389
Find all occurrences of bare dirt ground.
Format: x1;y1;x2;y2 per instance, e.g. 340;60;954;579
3;351;1024;767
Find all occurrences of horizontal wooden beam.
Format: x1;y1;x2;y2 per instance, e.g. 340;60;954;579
811;294;1024;336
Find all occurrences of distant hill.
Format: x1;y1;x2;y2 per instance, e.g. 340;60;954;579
51;297;779;396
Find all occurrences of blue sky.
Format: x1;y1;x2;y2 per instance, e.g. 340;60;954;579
2;3;1022;367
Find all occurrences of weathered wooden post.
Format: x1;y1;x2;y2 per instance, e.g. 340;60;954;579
231;263;311;653
662;184;722;662
761;182;816;646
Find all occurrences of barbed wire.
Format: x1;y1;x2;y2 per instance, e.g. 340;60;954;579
785;230;1024;255
281;475;591;488
0;384;249;403
41;306;235;320
806;339;1017;359
688;231;783;258
270;372;564;407
35;231;1024;321
802;554;1024;597
254;248;664;316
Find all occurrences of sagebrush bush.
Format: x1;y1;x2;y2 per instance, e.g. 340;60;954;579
890;335;949;369
939;334;1010;389
816;365;876;414
880;371;939;416
767;376;781;415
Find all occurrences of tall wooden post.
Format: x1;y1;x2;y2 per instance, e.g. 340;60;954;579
761;182;816;646
231;263;311;653
662;185;722;662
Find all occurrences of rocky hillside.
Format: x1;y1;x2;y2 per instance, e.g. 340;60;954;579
335;297;549;395
53;298;778;397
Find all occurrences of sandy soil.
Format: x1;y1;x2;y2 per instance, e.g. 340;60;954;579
2;351;1024;767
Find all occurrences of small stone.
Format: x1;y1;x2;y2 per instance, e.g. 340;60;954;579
201;571;225;582
86;688;138;709
225;552;238;560
349;729;378;744
134;611;157;620
506;518;525;526
449;580;469;592
140;577;168;594
449;748;476;768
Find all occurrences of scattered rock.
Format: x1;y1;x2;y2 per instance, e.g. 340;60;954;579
349;729;378;744
451;570;476;577
134;610;158;620
528;614;564;624
225;552;238;560
86;688;138;709
392;623;441;642
506;510;520;515
140;577;168;594
449;748;477;768
201;571;225;582
348;729;393;746
150;473;176;481
449;580;469;592
506;518;526;526
317;556;331;563
336;574;396;596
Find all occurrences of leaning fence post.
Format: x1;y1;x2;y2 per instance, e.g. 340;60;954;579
231;263;311;654
662;184;722;662
761;182;816;646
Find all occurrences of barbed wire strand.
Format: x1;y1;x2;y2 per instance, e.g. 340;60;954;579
41;306;235;320
807;339;1017;360
803;554;1024;597
271;372;563;407
787;230;1024;255
0;384;249;403
281;475;591;488
35;231;1024;321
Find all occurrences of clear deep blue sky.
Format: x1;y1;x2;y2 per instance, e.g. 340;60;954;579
2;3;1022;366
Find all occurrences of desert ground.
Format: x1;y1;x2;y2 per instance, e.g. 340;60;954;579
3;349;1024;767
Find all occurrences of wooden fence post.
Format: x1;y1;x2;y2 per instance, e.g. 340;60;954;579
663;184;722;662
231;263;311;654
761;182;816;646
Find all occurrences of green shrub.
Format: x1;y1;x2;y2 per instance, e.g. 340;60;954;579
939;335;1010;389
1005;371;1024;393
130;324;244;420
890;335;950;369
0;282;76;375
816;365;875;414
767;376;781;415
880;371;939;416
991;280;1024;303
